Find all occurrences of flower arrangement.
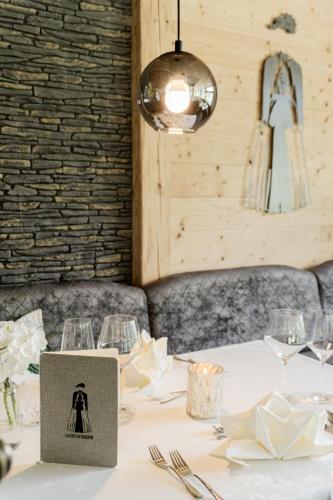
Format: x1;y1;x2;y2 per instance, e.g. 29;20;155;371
0;310;47;382
0;310;47;428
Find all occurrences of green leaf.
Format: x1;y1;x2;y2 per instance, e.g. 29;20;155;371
27;345;51;375
28;363;39;374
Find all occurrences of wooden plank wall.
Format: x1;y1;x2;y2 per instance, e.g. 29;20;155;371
132;0;333;285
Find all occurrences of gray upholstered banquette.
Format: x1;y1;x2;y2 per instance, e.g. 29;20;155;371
311;261;333;311
0;280;149;350
144;265;322;353
0;262;331;353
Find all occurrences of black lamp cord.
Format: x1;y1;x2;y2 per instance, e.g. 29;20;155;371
175;0;182;52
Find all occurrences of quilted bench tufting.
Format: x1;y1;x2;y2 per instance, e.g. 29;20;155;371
0;261;332;353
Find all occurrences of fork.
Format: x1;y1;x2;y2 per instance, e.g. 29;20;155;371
148;445;203;498
159;390;187;404
173;355;197;364
170;449;224;500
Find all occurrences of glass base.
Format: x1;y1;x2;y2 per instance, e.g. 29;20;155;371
119;404;136;425
0;423;21;450
306;392;333;404
286;392;333;407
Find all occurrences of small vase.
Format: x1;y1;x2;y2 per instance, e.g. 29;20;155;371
0;378;21;449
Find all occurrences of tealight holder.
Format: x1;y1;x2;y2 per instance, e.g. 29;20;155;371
186;362;224;419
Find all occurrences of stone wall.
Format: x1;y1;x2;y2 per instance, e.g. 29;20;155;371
0;0;132;285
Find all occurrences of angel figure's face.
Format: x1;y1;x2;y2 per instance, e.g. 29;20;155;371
277;67;288;94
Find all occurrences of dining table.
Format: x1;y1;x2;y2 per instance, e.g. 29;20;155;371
2;339;333;500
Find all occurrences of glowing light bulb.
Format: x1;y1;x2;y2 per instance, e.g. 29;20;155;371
164;79;190;113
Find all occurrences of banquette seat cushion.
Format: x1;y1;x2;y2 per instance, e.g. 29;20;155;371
0;280;149;350
145;265;322;354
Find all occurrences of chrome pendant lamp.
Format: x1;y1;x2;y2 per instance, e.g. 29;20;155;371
137;0;217;134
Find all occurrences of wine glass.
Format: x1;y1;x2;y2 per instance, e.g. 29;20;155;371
264;309;307;394
61;318;95;351
97;314;141;422
306;311;333;404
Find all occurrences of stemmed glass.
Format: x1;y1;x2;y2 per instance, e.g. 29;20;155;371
306;311;333;404
264;309;307;395
97;314;142;422
61;318;95;351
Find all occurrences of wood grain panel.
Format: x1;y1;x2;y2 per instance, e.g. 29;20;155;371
171;226;321;267
170;163;333;199
132;0;172;284
134;0;333;284
170;197;332;232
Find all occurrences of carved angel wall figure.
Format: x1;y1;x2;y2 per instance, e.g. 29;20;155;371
243;52;311;213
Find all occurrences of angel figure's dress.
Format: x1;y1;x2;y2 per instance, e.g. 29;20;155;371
267;68;294;212
67;383;92;433
243;52;311;213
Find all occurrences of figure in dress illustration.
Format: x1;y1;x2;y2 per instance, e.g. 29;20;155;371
67;382;92;433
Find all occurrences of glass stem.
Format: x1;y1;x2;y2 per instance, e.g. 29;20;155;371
119;369;125;409
281;360;287;395
3;378;13;426
320;361;325;395
10;388;17;422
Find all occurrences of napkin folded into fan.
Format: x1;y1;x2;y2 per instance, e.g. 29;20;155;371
212;392;333;463
124;330;173;389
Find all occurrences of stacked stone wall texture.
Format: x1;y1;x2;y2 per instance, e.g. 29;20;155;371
0;0;132;285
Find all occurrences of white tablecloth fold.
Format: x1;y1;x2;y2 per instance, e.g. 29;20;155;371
212;391;333;464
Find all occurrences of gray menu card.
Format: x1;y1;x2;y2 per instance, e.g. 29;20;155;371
40;350;118;467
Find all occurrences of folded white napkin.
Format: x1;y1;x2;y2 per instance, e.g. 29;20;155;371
124;330;173;389
212;392;333;463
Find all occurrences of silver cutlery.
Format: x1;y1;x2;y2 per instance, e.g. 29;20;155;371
212;425;226;440
148;445;203;498
170;449;223;500
173;356;229;377
159;390;187;404
173;355;197;364
327;411;333;424
325;411;333;432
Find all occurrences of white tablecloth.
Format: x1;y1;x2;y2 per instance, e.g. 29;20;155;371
2;340;333;500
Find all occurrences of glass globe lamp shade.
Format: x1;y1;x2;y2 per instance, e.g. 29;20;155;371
137;51;217;134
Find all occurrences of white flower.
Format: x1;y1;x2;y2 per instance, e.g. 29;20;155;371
0;310;47;383
0;322;15;350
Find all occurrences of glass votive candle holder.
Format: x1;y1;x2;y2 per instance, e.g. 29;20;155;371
186;362;224;419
